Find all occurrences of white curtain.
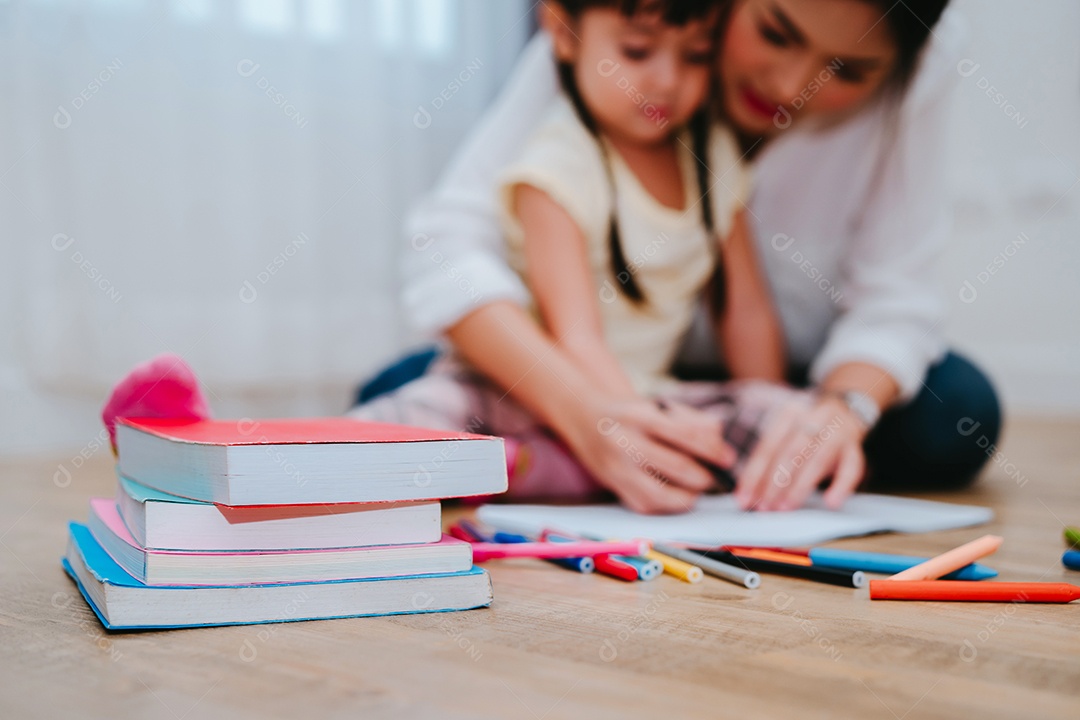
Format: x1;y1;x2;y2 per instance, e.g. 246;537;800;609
1;0;531;452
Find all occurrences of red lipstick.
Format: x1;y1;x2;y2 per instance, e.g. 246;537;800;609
739;84;780;118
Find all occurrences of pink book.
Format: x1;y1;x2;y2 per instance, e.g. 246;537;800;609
87;498;473;586
115;417;508;505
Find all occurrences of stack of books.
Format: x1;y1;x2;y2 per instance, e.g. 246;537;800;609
62;417;507;630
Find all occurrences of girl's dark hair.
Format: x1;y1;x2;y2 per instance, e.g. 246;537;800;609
552;0;725;305
554;0;721;25
870;0;950;89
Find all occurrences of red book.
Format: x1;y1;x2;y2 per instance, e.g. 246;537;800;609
116;417;507;506
120;417;492;445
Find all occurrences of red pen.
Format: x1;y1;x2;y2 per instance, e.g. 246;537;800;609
869;580;1080;603
592;554;642;582
543;529;640;582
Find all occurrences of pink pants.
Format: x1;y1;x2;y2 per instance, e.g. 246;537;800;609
348;357;807;502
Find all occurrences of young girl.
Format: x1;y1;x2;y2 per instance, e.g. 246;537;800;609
347;0;804;510
104;0;806;514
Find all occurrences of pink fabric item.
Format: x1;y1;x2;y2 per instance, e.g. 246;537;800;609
502;430;603;501
459;431;604;506
101;354;212;451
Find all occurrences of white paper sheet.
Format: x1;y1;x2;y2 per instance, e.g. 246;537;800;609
476;493;994;547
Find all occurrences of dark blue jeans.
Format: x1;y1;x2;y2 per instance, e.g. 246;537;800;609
356;349;1002;492
860;352;1002;491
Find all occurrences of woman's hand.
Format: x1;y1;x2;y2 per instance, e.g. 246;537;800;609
735;393;869;512
559;395;736;515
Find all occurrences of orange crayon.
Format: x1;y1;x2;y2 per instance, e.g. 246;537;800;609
870;580;1080;603
731;548;813;566
722;546;811;557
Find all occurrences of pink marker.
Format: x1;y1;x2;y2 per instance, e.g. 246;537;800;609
471;540;649;563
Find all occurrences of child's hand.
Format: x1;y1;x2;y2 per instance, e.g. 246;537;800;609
563;396;736;514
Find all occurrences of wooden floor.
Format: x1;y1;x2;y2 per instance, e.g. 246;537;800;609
2;417;1078;720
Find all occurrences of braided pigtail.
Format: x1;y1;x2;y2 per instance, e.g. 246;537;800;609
556;62;647;304
689;108;725;314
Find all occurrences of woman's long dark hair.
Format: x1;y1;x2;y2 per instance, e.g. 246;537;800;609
870;0;950;89
552;0;726;305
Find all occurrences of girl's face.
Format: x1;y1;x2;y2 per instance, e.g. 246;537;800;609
546;6;719;146
720;0;900;137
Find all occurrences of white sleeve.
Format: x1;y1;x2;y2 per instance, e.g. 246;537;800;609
401;34;558;335
809;11;966;401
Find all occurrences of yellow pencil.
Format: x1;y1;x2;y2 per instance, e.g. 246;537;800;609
646;549;703;584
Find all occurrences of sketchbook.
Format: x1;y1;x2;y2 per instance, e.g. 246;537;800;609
476;493;994;547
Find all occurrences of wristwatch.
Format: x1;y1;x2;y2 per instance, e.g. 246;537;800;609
820;390;881;430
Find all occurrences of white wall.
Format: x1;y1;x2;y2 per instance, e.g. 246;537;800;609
942;0;1080;414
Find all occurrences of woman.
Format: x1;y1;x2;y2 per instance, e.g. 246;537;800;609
372;0;1001;514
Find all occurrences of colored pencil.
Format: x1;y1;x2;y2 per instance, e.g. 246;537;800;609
492;531;595;574
701;550;866;588
887;535;1003;581
869;580;1080;603
731;548;813;566
1063;550;1080;571
645;549;703;584
808;548;998;580
657;545;760;589
471;540;647;563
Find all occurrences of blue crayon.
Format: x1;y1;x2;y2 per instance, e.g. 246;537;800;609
808;548;998;580
492;531;595;574
1063;550;1080;571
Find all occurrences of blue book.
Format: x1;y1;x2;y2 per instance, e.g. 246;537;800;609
62;523;492;630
